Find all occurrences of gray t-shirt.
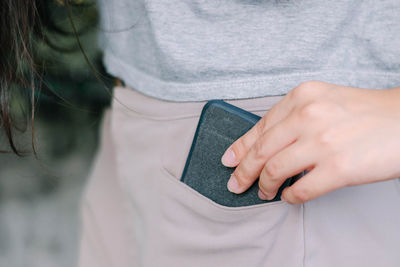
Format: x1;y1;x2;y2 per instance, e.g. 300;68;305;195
98;0;400;101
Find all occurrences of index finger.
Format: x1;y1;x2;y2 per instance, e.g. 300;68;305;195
228;111;300;194
221;94;294;167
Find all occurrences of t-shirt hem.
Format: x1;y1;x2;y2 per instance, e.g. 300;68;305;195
104;53;400;102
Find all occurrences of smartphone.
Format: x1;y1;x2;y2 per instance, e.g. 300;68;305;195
180;100;303;207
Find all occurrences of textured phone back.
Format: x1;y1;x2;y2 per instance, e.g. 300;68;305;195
181;100;298;207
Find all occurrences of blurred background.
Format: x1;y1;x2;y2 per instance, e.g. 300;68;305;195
0;1;112;266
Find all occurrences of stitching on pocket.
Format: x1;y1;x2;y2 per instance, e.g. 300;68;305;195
156;165;304;267
160;166;286;212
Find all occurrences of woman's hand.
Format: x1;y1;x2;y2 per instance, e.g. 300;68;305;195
221;81;400;204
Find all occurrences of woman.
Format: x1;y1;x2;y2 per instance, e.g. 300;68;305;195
3;0;400;266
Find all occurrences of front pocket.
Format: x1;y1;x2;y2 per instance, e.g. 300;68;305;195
157;107;304;267
154;167;304;267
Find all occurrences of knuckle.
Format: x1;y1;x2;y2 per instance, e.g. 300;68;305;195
298;80;315;89
298;102;322;120
316;129;336;149
300;80;326;90
290;85;305;100
328;154;350;178
291;80;327;100
234;167;253;186
252;139;267;162
264;161;280;179
255;117;267;135
259;163;282;195
294;81;316;95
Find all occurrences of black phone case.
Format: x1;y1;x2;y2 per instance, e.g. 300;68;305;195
180;100;303;207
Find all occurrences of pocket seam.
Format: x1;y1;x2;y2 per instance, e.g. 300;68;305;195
160;166;287;212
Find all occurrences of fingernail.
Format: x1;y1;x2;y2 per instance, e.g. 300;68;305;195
258;190;269;200
227;174;240;193
221;148;238;167
258;189;274;200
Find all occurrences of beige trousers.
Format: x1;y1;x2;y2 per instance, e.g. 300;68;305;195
78;86;400;267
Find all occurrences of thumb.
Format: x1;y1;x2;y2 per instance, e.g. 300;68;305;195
282;167;345;204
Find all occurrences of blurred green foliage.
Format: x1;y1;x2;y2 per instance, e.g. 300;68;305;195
35;0;112;109
4;0;114;156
